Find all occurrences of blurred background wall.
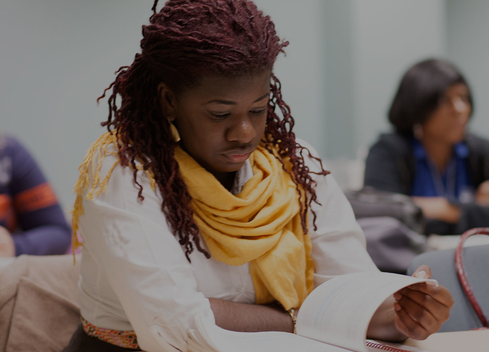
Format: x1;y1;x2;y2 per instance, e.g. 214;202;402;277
446;0;489;143
0;0;488;210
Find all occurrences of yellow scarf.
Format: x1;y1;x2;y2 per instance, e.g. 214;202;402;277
174;146;314;309
72;132;314;310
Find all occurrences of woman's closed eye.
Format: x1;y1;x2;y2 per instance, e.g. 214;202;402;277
250;108;267;116
209;111;232;119
209;108;266;119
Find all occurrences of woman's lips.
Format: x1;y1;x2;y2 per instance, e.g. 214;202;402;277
224;151;251;163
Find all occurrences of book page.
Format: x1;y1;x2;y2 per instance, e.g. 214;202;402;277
296;272;431;352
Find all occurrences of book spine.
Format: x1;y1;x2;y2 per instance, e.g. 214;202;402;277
366;341;412;352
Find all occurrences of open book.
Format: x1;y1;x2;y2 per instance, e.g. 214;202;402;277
187;272;433;352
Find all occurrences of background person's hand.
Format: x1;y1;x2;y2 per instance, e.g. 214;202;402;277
475;180;489;206
0;226;15;257
412;196;460;224
393;265;453;340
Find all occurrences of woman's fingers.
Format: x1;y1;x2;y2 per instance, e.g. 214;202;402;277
398;286;451;323
398;282;454;309
392;264;454;339
405;265;454;308
412;264;431;280
394;302;431;340
395;292;440;333
393;285;453;339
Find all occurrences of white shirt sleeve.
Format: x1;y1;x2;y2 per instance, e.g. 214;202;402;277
297;139;380;288
78;153;215;352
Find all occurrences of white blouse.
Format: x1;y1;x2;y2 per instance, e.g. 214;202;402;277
77;139;378;352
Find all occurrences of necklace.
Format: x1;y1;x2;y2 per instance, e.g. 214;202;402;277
426;157;456;199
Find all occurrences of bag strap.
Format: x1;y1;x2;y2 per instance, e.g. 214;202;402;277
454;228;489;328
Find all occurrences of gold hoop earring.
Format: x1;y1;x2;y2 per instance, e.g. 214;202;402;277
169;121;181;143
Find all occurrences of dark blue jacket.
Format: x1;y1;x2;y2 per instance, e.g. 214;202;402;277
364;132;489;235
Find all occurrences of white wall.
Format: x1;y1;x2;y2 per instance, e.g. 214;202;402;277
322;0;357;158
0;0;328;209
447;0;489;138
255;0;327;156
322;0;447;158
0;1;159;210
352;0;447;155
0;0;461;206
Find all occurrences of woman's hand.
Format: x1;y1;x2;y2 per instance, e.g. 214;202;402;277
393;265;454;340
412;197;460;224
0;226;15;257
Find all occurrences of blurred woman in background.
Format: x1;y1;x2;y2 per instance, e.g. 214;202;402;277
365;58;489;235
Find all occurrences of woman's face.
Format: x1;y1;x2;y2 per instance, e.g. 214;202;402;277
422;83;471;145
160;71;270;184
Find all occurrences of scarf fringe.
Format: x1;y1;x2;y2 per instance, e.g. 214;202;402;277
71;131;156;264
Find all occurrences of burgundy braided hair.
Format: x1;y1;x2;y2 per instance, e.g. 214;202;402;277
98;0;329;260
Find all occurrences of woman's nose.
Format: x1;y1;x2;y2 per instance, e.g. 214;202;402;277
226;116;256;143
452;97;470;114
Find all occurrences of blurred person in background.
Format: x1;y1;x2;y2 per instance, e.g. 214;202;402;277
364;59;489;236
0;134;71;256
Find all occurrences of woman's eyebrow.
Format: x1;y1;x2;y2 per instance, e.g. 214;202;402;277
205;93;270;106
206;99;236;105
253;93;270;103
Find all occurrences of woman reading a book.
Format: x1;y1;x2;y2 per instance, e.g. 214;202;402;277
64;1;453;351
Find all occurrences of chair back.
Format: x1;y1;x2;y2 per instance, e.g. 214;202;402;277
407;244;489;332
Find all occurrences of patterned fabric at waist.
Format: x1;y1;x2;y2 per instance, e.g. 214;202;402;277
81;316;140;350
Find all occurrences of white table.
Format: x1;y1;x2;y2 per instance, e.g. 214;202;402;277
405;329;489;352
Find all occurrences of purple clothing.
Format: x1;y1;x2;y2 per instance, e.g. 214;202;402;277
0;135;71;255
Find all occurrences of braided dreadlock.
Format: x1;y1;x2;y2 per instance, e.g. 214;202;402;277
98;0;329;260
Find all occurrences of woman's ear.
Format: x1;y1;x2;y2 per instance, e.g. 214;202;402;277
158;82;177;121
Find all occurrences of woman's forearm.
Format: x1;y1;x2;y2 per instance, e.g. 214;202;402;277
209;298;294;333
210;296;402;338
